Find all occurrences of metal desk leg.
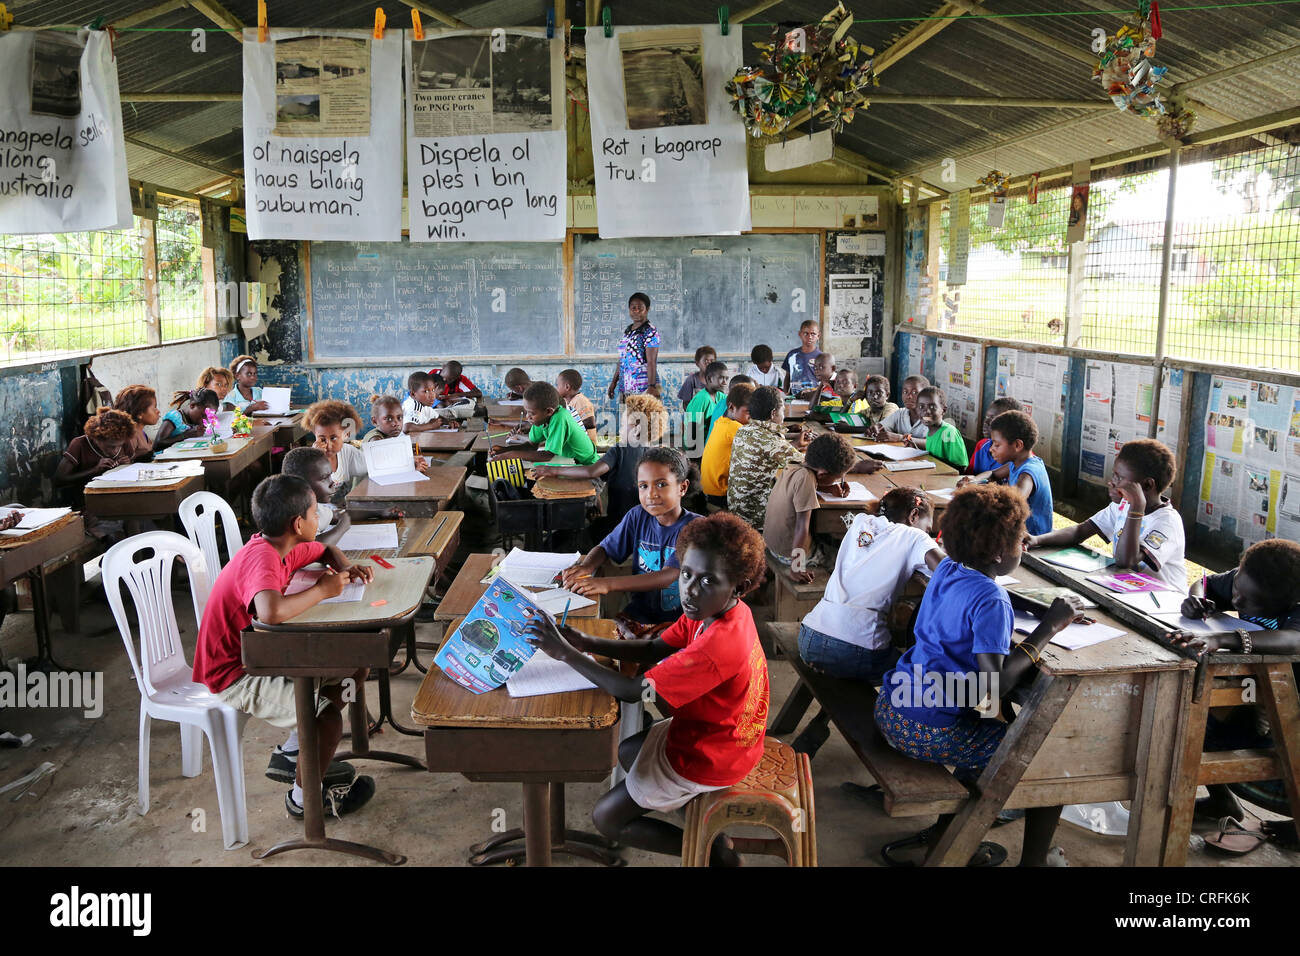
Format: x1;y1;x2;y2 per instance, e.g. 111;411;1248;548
253;677;405;865
336;671;425;768
25;566;70;672
523;782;551;866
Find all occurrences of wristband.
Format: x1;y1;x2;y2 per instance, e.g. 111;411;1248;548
1126;511;1145;519
1236;629;1253;655
1016;641;1041;664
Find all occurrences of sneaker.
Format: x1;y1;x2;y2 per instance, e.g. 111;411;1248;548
265;746;357;786
285;776;376;821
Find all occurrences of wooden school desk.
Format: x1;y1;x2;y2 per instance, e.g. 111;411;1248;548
485;402;529;423
0;513;86;670
412;429;476;453
250;410;308;448
244;555;437;865
345;465;466;519
412;617;622;866
83;473;205;521
1021;552;1300;864
154;431;275;502
912;561;1195;866
435;552;600;623
810;470;962;536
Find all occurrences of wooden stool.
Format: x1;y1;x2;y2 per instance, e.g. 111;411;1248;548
681;737;817;866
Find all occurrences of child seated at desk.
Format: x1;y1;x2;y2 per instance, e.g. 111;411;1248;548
860;375;899;430
764;433;861;579
678;346;717;409
488;381;599;465
502;367;531;401
401;372;446;433
431;360;481;402
684;360;729;457
727;386;811;529
1026;438;1187;593
534;392;667;538
876;484;1079;866
873;374;930;442
700;382;755;509
154;388;220;452
362;394;436;459
807;368;869;425
969;396;1024;475
526;512;769;865
228;355;269;414
797;353;838;407
902;386;969;470
746;344;783;390
112;385;160;461
706;374;753;444
282;446;351;546
557;368;597;441
197;366;234;407
958;410;1053;535
54;409;135;507
560;447;700;626
1170;539;1300;825
193;474;375;817
304;400;368;498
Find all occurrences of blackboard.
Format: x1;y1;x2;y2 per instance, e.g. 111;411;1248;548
307;240;565;360
573;234;821;356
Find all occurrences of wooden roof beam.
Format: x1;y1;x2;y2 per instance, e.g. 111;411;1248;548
187;0;243;43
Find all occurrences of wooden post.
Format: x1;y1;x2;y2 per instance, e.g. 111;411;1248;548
142;218;162;346
1147;145;1180;440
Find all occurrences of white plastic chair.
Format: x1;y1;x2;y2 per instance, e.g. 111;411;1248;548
103;531;249;850
178;491;244;574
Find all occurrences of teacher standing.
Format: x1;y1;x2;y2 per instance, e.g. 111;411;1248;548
607;292;661;401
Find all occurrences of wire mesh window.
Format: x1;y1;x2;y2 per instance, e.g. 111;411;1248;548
938;186;1071;344
0;219;151;365
155;199;206;342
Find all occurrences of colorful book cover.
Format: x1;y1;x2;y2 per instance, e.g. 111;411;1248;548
1086;571;1168;594
829;412;866;427
433;575;550;694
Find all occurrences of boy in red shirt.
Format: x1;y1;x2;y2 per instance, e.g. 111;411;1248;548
193;474;376;819
430;360;482;401
527;512;770;866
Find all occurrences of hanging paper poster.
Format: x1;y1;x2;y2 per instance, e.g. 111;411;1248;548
1078;361;1183;486
0;30;132;234
946;190;970;286
585;24;750;237
995;348;1068;468
904;333;924;378
828;274;873;337
931;337;982;438
405;28;565;242
243;29;402;241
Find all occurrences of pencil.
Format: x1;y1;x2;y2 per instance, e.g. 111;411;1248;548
488;432;509;439
560;599;571;627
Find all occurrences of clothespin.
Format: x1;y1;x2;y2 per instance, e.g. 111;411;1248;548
0;4;14;31
545;7;554;39
411;9;424;40
88;15;106;29
373;7;385;40
257;0;268;43
602;7;612;37
718;6;729;36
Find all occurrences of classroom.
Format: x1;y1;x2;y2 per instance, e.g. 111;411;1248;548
0;0;1298;884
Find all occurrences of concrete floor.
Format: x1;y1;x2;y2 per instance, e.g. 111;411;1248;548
1;580;1296;868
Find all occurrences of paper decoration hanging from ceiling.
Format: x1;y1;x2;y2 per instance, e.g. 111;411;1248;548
585;23;750;238
242;28;403;241
405;28;566;242
0;29;132;234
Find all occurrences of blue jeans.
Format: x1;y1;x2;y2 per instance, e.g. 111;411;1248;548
798;623;897;682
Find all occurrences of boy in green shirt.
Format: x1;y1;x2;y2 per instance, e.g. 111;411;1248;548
905;386;969;469
489;381;599;465
683;360;729;458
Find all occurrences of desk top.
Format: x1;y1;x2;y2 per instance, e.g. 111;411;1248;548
348;465;467;503
154;430;273;463
339;513;463;562
255;555;435;630
250;410;304;427
83;472;205;496
436;552;599;621
411;617;621;729
413;429;476;452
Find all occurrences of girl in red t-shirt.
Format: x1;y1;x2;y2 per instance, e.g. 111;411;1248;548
527;512;769;866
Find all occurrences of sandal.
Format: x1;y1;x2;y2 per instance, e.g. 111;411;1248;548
1204;815;1267;855
881;823;1007;867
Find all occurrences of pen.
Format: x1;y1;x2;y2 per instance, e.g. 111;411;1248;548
560;599;571;628
1150;592;1161;609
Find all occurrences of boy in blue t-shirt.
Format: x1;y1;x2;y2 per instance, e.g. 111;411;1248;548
875;484;1080;866
960;410;1054;536
560;447;700;624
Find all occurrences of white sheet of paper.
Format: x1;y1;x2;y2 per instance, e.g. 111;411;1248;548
1014;610;1125;650
284;569;365;604
928;487;956;500
497;547;583;588
96;460;205;482
1143;611;1264;634
528;588;598;616
506;650;597;698
1107;587;1187;613
995;575;1019;586
334;523;399;551
858;443;929;461
819;483;876;502
0;506;72;535
884;460;936;472
260;387;291;414
362;435;429;486
498;398;526;406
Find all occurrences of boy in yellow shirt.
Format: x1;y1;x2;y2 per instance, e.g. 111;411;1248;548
700;383;755;509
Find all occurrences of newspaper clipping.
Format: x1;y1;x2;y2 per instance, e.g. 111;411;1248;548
410;34;557;137
274;35;371;137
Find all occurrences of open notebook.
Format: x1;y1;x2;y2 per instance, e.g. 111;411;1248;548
362;435;428;486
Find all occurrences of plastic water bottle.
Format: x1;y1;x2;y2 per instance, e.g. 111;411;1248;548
1061;801;1130;836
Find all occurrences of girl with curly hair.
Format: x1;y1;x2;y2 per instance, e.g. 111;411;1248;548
527;511;769;866
55;409;137;502
303;400;367;495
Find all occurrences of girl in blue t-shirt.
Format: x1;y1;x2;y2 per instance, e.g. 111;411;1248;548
560;447;700;625
875;484;1080;866
154;388;221;452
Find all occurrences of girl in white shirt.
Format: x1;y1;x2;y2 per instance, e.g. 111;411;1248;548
304;399;368;499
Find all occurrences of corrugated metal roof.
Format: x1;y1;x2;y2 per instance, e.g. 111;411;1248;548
8;0;1300;192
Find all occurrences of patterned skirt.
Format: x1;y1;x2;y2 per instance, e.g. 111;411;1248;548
874;693;1006;783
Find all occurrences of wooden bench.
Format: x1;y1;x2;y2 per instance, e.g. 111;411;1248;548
764;555;830;623
766;622;969;817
